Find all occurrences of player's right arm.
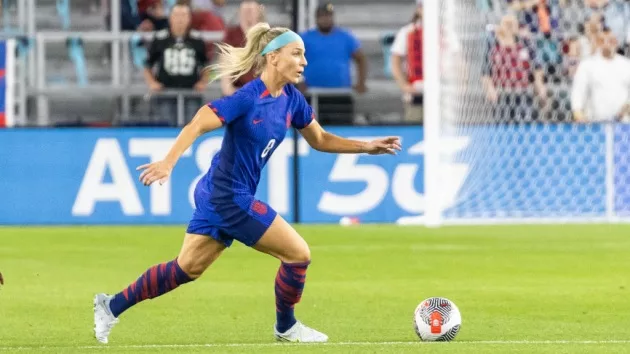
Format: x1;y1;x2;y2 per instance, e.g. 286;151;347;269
137;105;224;186
137;89;253;186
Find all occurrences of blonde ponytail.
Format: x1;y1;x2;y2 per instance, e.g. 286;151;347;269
207;22;291;83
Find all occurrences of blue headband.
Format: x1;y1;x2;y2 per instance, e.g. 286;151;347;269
260;31;303;55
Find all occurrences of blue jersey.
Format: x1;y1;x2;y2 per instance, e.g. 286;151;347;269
202;78;314;196
187;78;314;247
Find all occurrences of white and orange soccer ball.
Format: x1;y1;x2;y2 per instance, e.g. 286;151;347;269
413;297;462;341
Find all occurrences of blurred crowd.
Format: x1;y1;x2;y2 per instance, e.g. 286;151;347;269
113;0;630;125
476;0;630;124
125;0;368;126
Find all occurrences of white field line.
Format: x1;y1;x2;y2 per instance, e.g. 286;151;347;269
3;340;630;351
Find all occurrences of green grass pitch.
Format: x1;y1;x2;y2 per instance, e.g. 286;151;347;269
1;224;630;353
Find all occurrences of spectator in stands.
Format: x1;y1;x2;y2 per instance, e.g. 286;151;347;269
482;13;547;123
103;0;169;67
600;0;630;56
220;0;264;96
139;0;169;29
563;36;582;79
299;2;368;126
575;0;630;55
144;2;210;125
571;28;630;122
190;0;227;61
390;0;424;123
506;0;562;36
576;14;603;58
112;0;168;32
552;35;582;121
191;0;226;14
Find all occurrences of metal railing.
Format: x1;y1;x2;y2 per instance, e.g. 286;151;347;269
32;30;225;125
30;82;407;127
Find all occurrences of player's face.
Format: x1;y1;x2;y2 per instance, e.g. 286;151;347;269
276;42;307;84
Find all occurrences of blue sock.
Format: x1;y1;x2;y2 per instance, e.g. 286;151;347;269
108;258;193;317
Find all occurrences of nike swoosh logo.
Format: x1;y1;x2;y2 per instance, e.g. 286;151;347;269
253;119;263;124
98;298;113;316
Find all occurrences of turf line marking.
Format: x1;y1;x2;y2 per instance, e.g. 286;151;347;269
3;340;630;350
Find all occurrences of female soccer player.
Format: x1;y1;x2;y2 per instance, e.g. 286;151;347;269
93;22;401;344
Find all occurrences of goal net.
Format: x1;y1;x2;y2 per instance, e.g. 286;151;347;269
430;0;630;223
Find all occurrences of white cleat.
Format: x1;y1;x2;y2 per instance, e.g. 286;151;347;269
274;321;329;343
93;293;119;344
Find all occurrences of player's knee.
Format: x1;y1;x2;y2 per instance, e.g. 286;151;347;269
178;234;225;279
177;257;206;279
285;244;311;264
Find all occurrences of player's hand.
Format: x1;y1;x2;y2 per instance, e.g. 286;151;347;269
137;160;173;186
364;137;402;155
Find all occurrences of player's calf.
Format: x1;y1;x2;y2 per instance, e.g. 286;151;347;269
108;257;194;318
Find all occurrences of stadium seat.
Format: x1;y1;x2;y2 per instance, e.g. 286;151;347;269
56;0;71;30
130;34;148;70
128;0;139;17
16;36;33;60
164;0;177;14
381;33;395;79
67;37;89;86
2;0;11;32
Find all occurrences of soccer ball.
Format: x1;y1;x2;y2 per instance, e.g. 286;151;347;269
413;297;462;341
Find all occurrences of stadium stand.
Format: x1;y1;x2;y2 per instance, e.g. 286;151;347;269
1;0;415;127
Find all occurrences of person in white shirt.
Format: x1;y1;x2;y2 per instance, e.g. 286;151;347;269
571;28;630;123
390;0;424;123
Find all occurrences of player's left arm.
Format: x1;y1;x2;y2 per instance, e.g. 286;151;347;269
292;89;400;155
299;120;401;155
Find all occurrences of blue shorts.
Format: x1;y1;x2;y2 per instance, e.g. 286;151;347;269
186;180;277;247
